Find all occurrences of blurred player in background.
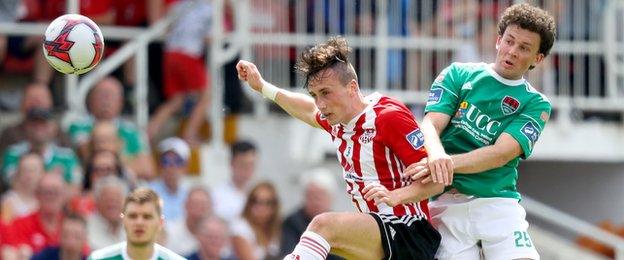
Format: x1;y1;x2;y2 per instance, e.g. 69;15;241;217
147;0;212;145
237;37;442;260
87;187;184;260
408;3;557;259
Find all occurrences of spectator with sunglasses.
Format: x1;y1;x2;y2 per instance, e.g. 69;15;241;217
148;137;191;222
231;181;281;260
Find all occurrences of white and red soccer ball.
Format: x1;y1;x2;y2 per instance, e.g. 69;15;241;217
42;14;104;75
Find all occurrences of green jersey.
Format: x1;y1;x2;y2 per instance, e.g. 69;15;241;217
1;142;82;185
88;242;186;260
425;62;551;200
68;117;146;156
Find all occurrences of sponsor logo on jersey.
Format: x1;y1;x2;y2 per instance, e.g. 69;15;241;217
389;226;397;239
406;129;425;150
359;128;376;144
521;121;539;145
461;102;503;135
427;88;443;105
501;96;520;115
454;101;469;118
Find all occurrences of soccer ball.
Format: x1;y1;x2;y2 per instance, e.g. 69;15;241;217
42;14;104;75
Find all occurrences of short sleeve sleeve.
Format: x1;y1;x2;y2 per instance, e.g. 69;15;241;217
503;97;551;159
376;108;428;166
424;63;464;116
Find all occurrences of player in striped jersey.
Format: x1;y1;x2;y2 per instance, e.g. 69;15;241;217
88;188;185;260
237;37;442;260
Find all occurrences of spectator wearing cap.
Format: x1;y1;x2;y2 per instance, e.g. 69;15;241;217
148;136;191;221
68;76;155;180
0;83;70;158
1;91;81;195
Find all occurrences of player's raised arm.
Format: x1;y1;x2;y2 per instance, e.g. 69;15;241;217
236;60;321;128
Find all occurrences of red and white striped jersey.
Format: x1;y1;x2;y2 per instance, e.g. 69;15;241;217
315;92;430;218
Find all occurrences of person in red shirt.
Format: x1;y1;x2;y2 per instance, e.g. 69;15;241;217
4;171;68;258
237;37;443;260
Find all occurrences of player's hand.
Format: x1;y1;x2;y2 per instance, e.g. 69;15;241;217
427;151;454;186
236;60;264;92
363;182;399;207
404;158;431;183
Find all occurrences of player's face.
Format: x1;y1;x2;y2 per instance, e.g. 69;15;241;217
122;202;163;247
308;70;357;125
494;24;544;80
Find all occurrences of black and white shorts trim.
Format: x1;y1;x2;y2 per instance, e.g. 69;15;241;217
370;213;441;260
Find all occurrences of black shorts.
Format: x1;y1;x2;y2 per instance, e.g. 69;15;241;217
370;213;441;260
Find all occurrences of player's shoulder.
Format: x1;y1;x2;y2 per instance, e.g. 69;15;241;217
524;82;551;106
374;96;414;121
88;242;125;260
155;243;187;260
447;62;488;74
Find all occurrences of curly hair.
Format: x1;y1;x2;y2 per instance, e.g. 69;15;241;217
498;3;557;57
295;36;358;88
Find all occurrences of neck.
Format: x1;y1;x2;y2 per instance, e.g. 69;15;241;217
60;248;82;260
39;210;61;233
199;248;219;260
343;96;368;124
30;142;48;154
127;243;155;260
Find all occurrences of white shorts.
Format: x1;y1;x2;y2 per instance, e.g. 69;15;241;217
429;190;539;260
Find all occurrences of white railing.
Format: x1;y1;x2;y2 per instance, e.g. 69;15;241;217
522;196;624;259
235;0;624;120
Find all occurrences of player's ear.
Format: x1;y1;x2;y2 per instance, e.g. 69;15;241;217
495;36;502;50
348;79;359;95
532;53;545;67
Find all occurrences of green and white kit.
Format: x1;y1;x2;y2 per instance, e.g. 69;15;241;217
425;62;550;259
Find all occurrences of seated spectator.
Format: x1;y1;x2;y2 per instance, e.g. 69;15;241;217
187;216;234;260
4;171;68;258
148;137;190;222
147;0;213;145
213;140;258;221
31;213;89;260
88;121;138;184
68;76;154;180
231;181;281;260
1;107;82;195
166;186;213;256
87;176;128;250
279;168;340;259
0;83;69;154
1;153;44;223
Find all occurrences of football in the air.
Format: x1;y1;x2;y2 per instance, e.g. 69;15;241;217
42;14;104;75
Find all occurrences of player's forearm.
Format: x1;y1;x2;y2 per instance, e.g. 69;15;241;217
451;145;509;173
392;181;444;205
421;117;446;155
267;84;320;128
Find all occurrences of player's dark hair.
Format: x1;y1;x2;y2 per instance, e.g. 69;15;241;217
498;3;557;58
295;36;358;89
231;140;257;159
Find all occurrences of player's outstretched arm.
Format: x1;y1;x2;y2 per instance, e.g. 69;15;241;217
236;60;321;128
420;112;454;185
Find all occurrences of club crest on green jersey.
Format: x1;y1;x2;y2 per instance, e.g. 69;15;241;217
501;96;520;115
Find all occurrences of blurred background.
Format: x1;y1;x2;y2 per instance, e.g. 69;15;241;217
1;0;624;259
